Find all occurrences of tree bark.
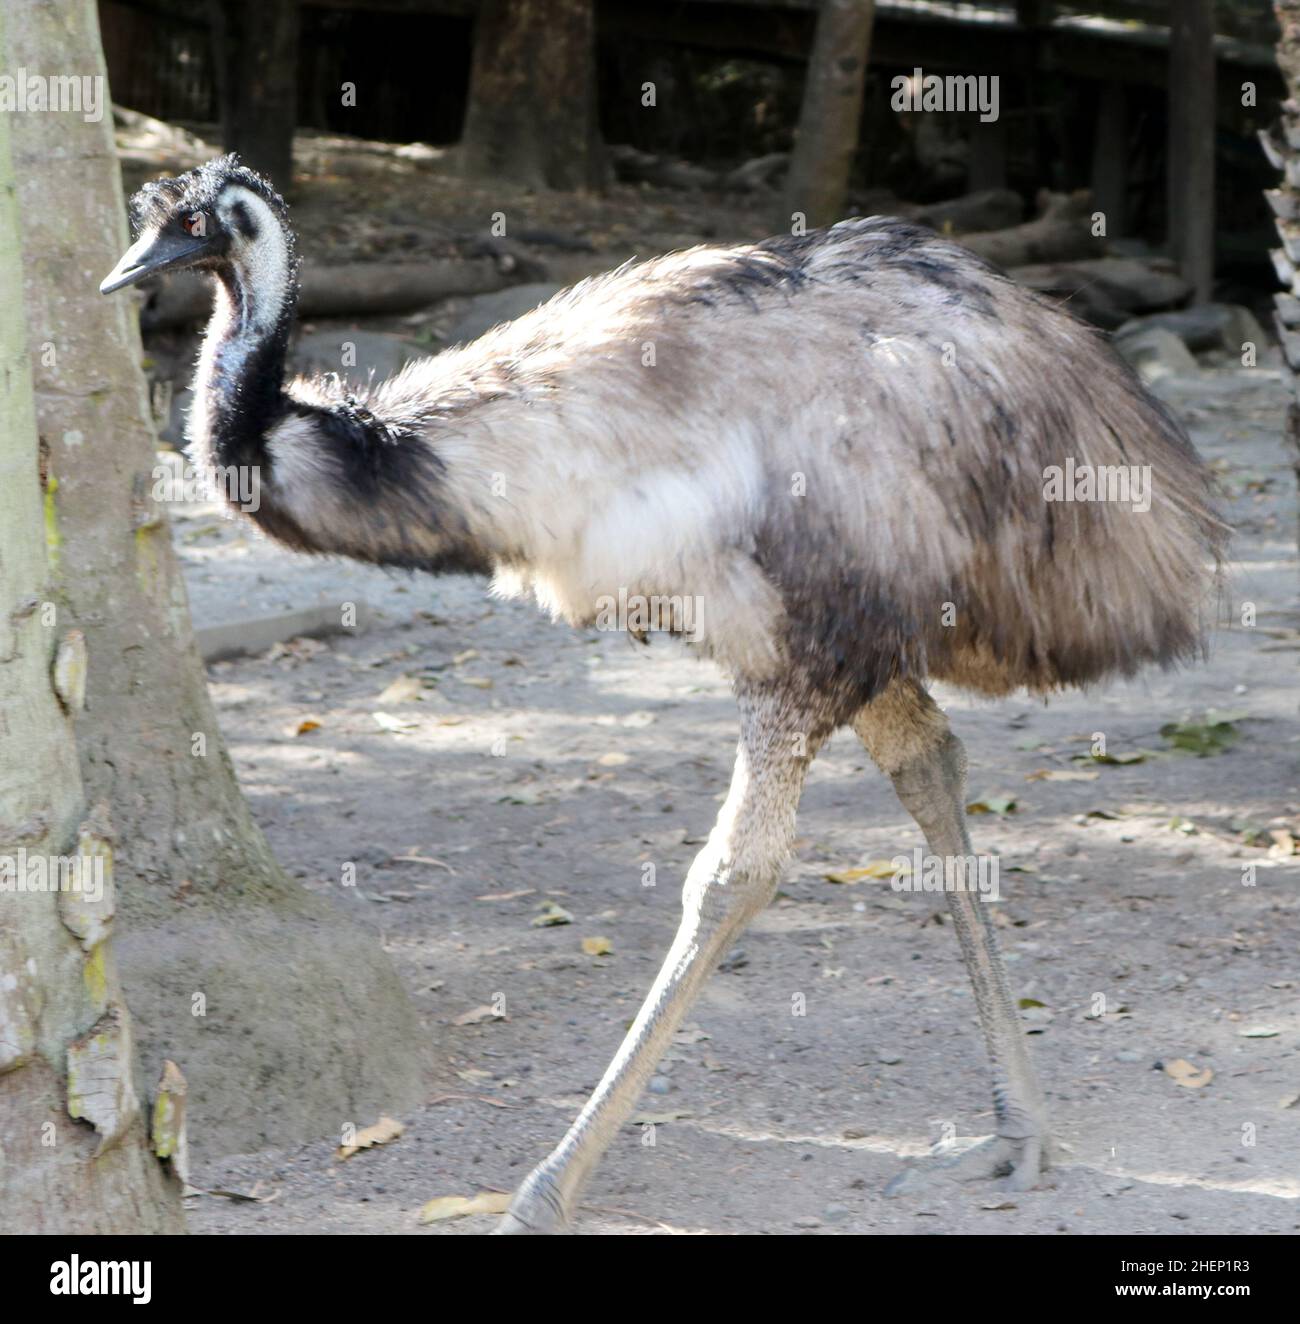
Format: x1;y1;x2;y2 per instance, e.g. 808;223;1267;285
0;13;182;1230
9;0;424;1162
209;0;299;187
459;0;605;191
1268;1;1300;558
783;0;877;231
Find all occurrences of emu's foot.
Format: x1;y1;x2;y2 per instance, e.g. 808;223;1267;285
490;1169;571;1235
885;1131;1048;1198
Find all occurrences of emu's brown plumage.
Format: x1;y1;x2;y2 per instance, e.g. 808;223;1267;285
101;158;1225;1232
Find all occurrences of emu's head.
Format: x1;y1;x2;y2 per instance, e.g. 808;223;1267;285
100;154;294;295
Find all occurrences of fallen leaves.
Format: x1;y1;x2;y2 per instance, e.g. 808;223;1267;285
419;1191;511;1224
376;675;424;705
824;859;904;884
1163;1059;1213;1089
532;900;574;927
1266;829;1298;859
373;710;419;733
967;796;1017;816
1160;711;1246;757
1025;768;1098;782
453;1003;508;1026
581;936;613;956
336;1115;403;1160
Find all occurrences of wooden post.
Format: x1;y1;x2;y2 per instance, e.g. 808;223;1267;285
1091;82;1127;238
209;0;299;188
968;118;1008;192
1167;0;1216;303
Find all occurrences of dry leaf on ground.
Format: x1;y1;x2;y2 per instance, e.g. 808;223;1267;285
336;1115;403;1160
1163;1059;1213;1089
419;1191;511;1224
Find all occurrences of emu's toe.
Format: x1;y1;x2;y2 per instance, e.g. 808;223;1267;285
885;1131;1049;1197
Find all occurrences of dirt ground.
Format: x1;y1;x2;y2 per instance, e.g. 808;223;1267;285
170;361;1300;1236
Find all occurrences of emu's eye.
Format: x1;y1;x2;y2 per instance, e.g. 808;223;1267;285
183;212;207;238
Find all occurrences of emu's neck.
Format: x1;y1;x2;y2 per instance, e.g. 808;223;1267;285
189;226;297;476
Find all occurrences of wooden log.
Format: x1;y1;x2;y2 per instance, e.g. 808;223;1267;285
1010;256;1192;313
138;258;531;329
909;187;1023;234
958;189;1098;268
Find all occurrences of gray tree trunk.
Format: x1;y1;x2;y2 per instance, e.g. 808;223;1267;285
0;18;182;1231
783;0;877;231
8;0;424;1162
460;0;605;191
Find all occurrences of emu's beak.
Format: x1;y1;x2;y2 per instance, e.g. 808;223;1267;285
99;229;212;294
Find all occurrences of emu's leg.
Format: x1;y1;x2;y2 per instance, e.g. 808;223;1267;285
495;690;827;1234
853;680;1051;1192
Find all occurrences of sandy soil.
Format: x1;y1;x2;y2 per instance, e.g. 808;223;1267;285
168;363;1300;1236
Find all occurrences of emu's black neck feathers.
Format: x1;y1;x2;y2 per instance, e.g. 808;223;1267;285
200;264;297;475
188;218;493;578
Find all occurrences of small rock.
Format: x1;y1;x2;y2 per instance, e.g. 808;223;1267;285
1114;1049;1142;1063
445;284;565;344
1114;326;1199;382
1116;304;1267;356
646;1076;672;1095
292;329;423;382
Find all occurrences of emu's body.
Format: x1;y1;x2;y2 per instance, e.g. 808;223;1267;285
103;158;1223;1232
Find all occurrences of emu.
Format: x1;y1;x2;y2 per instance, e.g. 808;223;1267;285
102;157;1224;1233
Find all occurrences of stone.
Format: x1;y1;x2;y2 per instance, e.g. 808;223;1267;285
445;283;565;344
291;329;425;383
1116;304;1268;356
1114;326;1199;382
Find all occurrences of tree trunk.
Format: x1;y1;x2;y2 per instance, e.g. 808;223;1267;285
1167;0;1216;303
209;0;299;187
1269;1;1300;558
783;0;877;231
0;19;182;1231
9;0;424;1163
459;0;605;191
